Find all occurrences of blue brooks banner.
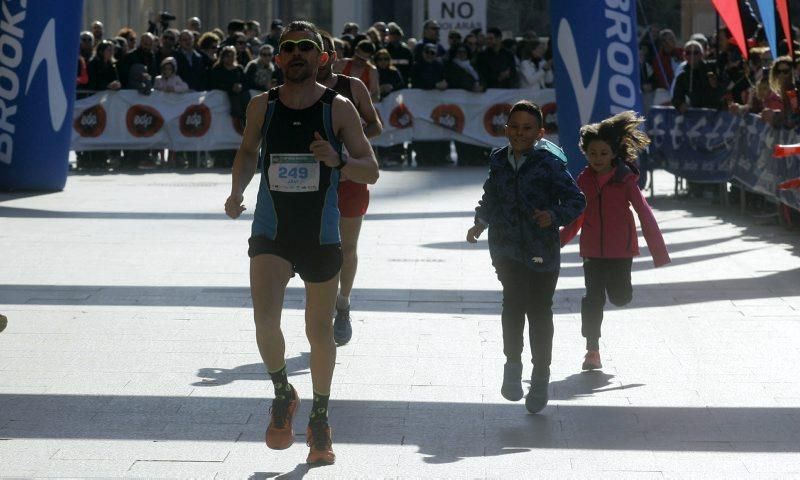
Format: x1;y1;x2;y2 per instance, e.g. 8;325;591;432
550;0;643;177
0;0;84;191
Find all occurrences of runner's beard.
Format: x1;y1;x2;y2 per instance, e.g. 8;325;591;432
285;62;315;83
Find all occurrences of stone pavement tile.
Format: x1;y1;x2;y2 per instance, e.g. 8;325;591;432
52;440;230;461
490;470;665;480
569;449;660;472
126;460;220;479
652;447;748;474
23;459;135;478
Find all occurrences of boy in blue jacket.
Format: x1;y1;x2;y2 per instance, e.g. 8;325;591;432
467;101;585;413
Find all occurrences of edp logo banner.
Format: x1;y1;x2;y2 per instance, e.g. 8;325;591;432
0;0;84;191
550;0;643;176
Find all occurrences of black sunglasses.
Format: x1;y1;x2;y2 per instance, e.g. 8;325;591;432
776;68;792;75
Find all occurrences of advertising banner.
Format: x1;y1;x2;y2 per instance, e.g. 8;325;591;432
550;0;643;176
0;0;84;191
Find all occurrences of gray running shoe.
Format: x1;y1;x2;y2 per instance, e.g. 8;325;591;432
333;307;352;345
525;374;550;414
501;362;523;401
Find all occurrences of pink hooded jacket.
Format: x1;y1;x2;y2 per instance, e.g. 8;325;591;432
560;161;670;267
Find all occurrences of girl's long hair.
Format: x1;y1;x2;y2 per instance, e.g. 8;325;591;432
579;110;650;163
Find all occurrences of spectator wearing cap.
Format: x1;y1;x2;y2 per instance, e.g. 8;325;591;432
343;22;360;37
221;19;246;48
80;31;95;63
414;20;446;61
245;20;263;56
91;21;104;46
245;44;280;91
175;29;209;91
187;17;201;32
671;40;725;113
385;23;412;84
340;39;380;102
263;19;283;49
411;42;450;166
476;27;517;88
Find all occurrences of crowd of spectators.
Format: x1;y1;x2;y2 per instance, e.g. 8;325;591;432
75;9;800;170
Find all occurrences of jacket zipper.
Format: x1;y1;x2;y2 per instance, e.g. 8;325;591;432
514;159;526;258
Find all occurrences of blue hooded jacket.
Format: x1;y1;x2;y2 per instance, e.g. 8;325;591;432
474;139;586;272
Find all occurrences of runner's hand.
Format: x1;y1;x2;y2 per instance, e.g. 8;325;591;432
225;192;246;219
310;131;340;168
466;224;484;243
533;209;552;228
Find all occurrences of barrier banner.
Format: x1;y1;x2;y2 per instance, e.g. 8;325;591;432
646;107;737;183
550;0;643;176
72;90;242;151
72;88;559;151
645;107;800;211
371;88;557;148
0;0;84;191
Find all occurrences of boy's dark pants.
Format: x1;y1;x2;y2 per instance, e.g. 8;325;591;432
495;258;559;377
581;257;633;349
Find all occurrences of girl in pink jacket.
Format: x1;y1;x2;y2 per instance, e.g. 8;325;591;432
560;111;670;371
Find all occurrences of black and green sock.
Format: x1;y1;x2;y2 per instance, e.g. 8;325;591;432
268;364;293;401
309;391;329;424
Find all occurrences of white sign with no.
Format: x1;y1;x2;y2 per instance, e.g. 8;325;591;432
428;0;487;38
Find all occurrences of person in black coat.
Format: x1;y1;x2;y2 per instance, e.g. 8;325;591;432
174;29;209;91
87;40;121;92
117;33;158;91
209;45;249;167
476;27;518;88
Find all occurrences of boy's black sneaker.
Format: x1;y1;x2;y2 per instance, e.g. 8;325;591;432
525;374;550;414
501;361;523;401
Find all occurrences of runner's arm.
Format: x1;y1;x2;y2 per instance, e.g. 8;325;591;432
368;65;380;103
350;77;383;138
226;94;267;218
333;96;380;184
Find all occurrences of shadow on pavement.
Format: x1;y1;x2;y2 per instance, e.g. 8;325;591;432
193;353;310;386
1;393;798;461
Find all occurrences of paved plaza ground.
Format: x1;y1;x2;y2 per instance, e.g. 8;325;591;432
1;167;799;479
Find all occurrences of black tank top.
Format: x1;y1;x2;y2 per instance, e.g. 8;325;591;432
251;87;342;245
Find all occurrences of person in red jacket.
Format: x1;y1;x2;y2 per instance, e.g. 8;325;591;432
560;111;670;371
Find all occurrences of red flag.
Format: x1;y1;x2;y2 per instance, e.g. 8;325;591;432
711;0;749;59
776;0;793;60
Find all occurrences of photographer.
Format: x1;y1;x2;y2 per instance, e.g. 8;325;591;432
148;11;176;37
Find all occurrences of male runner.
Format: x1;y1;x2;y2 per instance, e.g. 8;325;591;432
317;31;382;346
224;21;379;465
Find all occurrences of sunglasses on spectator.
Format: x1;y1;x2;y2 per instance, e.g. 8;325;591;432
278;39;321;54
685;49;701;56
236;40;246;45
375;57;390;61
776;68;792;75
260;52;273;57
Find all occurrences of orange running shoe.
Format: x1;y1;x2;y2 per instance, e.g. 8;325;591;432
306;422;336;465
265;386;299;450
582;350;602;371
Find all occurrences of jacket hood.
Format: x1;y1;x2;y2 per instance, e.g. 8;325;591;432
580;159;640;184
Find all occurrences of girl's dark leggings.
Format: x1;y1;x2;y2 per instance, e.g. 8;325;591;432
581;257;633;349
494;258;559;377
